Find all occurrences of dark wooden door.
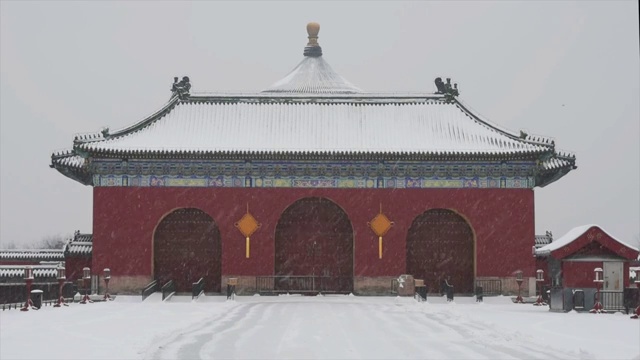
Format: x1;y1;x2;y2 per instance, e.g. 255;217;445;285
275;198;353;293
154;208;221;293
406;209;474;294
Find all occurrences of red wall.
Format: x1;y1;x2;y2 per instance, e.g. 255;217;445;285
92;187;535;280
65;257;92;282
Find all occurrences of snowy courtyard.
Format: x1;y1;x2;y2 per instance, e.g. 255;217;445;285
1;294;639;360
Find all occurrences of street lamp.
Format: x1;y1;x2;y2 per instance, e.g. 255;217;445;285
54;265;67;307
20;266;34;311
533;269;546;306
103;268;112;301
515;270;524;304
590;267;605;313
80;267;92;304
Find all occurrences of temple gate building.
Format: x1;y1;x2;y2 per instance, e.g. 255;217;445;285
50;23;576;295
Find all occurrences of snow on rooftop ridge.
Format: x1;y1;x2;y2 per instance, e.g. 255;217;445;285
262;56;363;94
536;224;639;256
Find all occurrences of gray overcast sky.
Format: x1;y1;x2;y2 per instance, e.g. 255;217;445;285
1;1;638;247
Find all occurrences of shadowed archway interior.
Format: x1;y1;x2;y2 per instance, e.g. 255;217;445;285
275;197;353;293
154;208;221;293
406;209;474;294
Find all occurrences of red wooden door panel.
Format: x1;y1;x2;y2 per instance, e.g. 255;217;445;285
154;208;221;292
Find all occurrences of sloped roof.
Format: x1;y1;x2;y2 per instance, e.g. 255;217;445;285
262;56;362;94
535;225;638;259
51;22;577;188
72;96;555;157
64;231;92;256
0;249;65;262
534;231;553;249
0;265;59;279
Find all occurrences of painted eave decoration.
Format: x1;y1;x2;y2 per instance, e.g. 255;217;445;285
535;225;639;260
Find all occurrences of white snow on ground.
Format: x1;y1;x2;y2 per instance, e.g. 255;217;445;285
1;295;638;360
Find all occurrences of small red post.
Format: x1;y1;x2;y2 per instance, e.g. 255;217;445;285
80;267;92;304
515;270;524;304
103;268;112;301
20;266;34;311
590;267;605;314
54;265;67;307
533;269;546;306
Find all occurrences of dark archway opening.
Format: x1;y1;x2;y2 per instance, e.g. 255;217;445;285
406;209;474;294
275;197;353;293
154;208;221;293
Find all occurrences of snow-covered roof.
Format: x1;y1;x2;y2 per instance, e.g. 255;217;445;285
535;224;639;257
75;98;553;157
51;22;576;188
64;231;93;256
262;56;362;94
0;265;60;278
534;231;553;249
0;249;65;262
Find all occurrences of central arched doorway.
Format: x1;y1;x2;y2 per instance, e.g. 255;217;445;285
153;208;221;293
275;197;353;293
406;209;474;294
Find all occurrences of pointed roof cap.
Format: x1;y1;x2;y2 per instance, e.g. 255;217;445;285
262;22;363;94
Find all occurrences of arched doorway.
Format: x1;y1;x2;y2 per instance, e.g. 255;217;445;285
153;208;221;293
275;197;353;293
406;209;474;294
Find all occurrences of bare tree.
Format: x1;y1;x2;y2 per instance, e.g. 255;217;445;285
36;234;68;249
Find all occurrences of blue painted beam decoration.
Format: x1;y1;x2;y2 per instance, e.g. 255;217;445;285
92;159;537;189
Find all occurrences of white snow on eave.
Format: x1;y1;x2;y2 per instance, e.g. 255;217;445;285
536;224;639;255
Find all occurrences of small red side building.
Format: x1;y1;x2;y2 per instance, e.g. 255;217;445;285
535;225;639;312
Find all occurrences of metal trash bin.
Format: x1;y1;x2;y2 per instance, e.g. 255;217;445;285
227;278;237;299
414;279;427;301
623;288;639;314
446;285;454;302
30;289;43;309
573;289;585;310
475;286;483;302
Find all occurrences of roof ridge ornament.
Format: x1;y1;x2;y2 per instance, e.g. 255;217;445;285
303;22;322;57
435;77;460;101
171;76;191;99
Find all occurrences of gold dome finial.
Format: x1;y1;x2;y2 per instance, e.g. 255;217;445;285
306;22;320;47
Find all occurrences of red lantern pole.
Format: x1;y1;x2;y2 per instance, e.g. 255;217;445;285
54;265;67;307
515;270;524;304
533;269;546;306
103;268;112;301
20;266;34;312
80;267;92;304
590;267;605;314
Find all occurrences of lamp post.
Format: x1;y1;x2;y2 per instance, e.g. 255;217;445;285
590;267;605;313
80;267;92;304
515;270;524;304
54;265;67;307
533;269;546;306
103;268;112;301
20;266;34;311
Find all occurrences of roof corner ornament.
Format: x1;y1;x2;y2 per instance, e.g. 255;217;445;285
303;22;323;57
434;77;460;101
519;130;528;139
171;76;191;99
101;127;110;138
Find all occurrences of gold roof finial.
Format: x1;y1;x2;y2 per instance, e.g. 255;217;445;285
306;22;320;47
